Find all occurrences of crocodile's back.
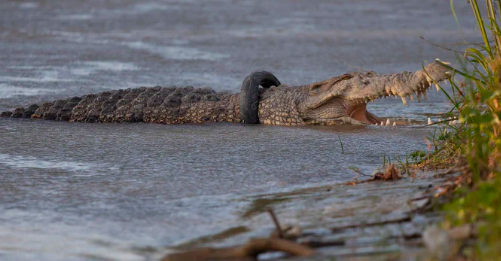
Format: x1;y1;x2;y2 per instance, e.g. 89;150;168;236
1;86;241;124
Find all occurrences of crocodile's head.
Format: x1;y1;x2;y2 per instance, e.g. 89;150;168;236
298;61;451;125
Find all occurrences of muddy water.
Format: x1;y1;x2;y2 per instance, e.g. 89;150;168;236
0;0;477;260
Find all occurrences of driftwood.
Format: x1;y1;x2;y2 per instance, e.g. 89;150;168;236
162;209;314;261
162;238;314;261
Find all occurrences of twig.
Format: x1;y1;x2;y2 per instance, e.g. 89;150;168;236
434;164;469;177
267;208;283;239
419;36;464;53
331;216;411;232
347;166;373;177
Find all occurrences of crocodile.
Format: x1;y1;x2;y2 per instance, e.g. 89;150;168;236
0;61;450;126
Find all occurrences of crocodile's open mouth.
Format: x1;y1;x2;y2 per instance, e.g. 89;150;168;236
349;105;380;125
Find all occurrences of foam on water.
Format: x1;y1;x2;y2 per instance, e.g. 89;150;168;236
70;61;139;76
0;153;116;173
18;2;38;9
132;3;176;13
0;71;77;83
0;84;56;98
8;61;138;77
126;42;230;61
176;72;240;88
57;14;94;21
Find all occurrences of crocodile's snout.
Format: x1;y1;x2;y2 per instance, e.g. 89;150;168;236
294;60;451;125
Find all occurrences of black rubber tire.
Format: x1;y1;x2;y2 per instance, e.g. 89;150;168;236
240;71;281;124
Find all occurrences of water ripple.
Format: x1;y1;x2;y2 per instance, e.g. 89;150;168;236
0;153;116;173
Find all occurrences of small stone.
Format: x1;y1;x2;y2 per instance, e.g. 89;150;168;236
448;225;472;240
423;225;461;260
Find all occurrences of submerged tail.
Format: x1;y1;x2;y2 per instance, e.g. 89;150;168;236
0;86;240;124
1;103;39;118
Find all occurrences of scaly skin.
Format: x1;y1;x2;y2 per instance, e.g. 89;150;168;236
0;61;450;125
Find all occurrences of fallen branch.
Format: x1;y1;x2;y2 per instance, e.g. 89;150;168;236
162;238;315;261
163;208;314;261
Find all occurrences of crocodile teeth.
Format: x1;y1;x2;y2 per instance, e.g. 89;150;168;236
392;122;396;126
435;84;440;92
422;90;427;100
417;92;422;102
401;97;407;106
428;117;433;125
386;119;391;126
409;95;414;101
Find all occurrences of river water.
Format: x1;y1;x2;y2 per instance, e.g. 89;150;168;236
0;0;478;260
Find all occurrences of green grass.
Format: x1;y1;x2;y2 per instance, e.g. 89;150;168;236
424;1;501;259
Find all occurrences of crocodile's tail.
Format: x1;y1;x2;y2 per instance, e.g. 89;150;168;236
1;103;40;118
0;86;241;124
